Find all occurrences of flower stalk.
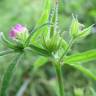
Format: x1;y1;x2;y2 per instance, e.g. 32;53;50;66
55;63;64;96
59;38;74;62
55;38;74;96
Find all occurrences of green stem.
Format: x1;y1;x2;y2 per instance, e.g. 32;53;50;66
59;38;74;62
55;63;64;96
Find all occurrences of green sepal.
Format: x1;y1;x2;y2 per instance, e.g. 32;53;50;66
70;16;80;38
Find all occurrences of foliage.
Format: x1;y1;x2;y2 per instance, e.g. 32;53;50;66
0;0;96;96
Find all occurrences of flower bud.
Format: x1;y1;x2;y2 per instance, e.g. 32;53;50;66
42;33;61;53
9;24;29;43
70;17;93;39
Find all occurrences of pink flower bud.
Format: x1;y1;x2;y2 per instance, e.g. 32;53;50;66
9;24;28;39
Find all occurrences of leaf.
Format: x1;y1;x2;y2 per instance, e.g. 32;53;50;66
78;25;93;38
55;63;65;96
0;50;14;56
25;23;49;46
61;38;68;50
1;32;15;49
31;0;51;41
68;63;96;80
48;2;58;37
29;44;50;56
33;56;48;70
0;53;23;96
64;49;96;64
48;8;55;37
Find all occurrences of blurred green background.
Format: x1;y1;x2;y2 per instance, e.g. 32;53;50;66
0;0;96;96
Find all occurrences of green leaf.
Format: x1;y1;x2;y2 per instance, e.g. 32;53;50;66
25;23;49;46
0;53;23;96
48;8;55;37
31;0;51;41
78;25;93;38
68;63;96;80
33;56;48;70
29;44;50;56
48;2;58;37
64;49;96;64
1;32;15;49
61;38;68;50
0;50;14;56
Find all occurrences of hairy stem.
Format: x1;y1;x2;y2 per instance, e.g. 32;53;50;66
55;63;64;96
59;38;74;62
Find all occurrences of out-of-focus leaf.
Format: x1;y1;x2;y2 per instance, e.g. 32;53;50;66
67;63;96;80
64;49;96;64
0;50;14;56
0;53;23;96
33;56;48;70
1;32;15;49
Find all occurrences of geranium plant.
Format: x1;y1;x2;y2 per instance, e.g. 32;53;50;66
0;0;96;96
